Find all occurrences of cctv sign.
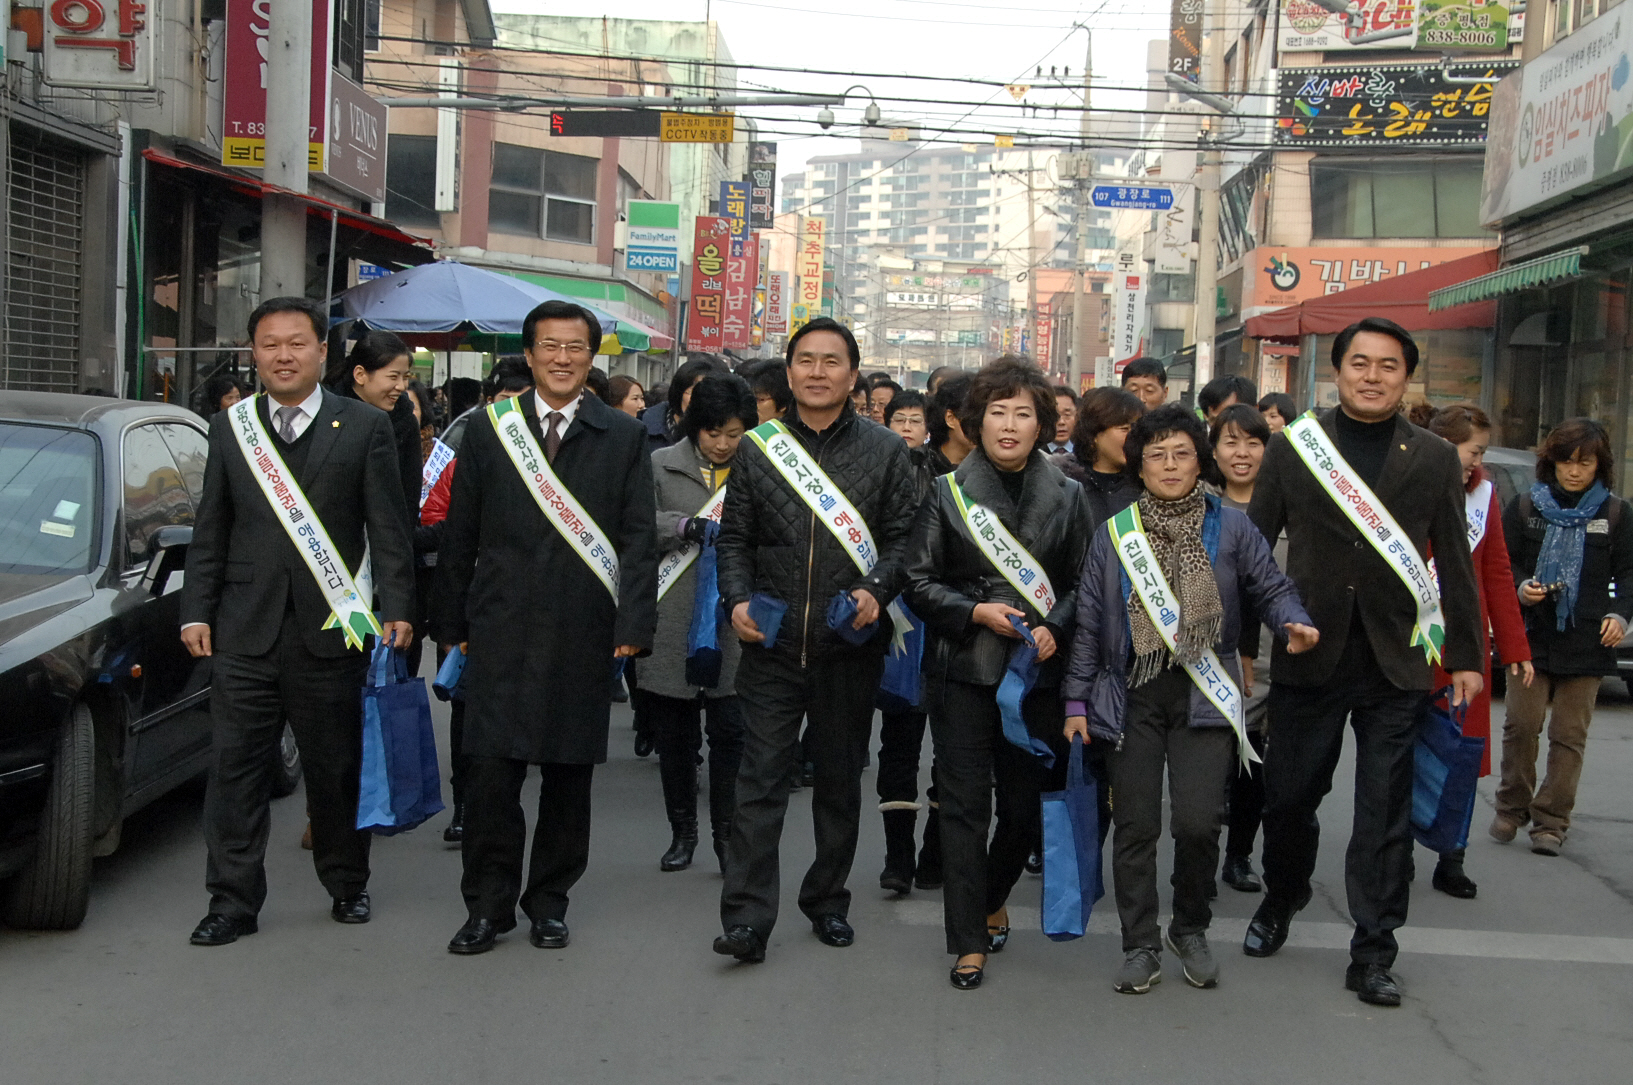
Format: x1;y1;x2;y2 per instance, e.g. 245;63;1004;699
43;0;156;90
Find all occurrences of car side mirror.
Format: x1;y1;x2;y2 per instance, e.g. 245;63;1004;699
141;525;193;595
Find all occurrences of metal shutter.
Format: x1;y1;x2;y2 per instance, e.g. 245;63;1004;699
4;132;84;392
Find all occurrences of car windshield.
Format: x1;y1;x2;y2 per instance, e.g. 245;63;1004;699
0;423;99;575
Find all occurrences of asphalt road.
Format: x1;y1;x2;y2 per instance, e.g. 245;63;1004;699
3;685;1631;1085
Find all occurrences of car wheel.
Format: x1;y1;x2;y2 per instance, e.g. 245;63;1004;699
2;703;95;930
269;721;302;798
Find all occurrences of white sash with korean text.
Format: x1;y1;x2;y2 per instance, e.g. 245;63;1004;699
655;486;728;603
1429;478;1493;594
1285;411;1445;665
945;475;1056;620
228;396;380;651
1109;504;1257;768
487;397;619;599
420;437;455;507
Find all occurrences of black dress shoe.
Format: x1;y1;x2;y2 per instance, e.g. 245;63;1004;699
529;918;569;949
331;891;371;924
442;805;464;846
713;925;766;963
634;731;654;758
811;913;854;947
800;762;817;789
189;913;258;946
949;965;984;990
447;916;516;955
1242;890;1309;958
1221;855;1262;893
1345;962;1403;1006
986;925;1010;953
1432;856;1478;899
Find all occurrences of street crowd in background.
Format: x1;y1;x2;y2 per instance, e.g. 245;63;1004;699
177;299;1633;1009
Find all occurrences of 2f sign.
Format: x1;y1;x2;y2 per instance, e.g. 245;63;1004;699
43;0;157;89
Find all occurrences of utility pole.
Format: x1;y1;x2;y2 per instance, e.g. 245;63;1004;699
1025;148;1039;368
1069;28;1093;393
261;0;313;299
1190;1;1224;391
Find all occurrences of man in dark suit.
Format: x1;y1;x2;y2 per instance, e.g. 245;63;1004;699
433;299;657;955
181;296;416;946
1245;317;1484;1006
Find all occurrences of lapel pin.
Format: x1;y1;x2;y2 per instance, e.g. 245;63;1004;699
1399;443;1406;450
332;420;341;428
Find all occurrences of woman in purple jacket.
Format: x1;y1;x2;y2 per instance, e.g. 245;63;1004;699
1063;405;1318;995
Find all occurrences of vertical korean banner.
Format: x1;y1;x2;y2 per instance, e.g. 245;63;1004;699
796;217;825;330
765;269;791;335
222;0;332;169
748;142;778;228
1169;0;1202;82
686;217;732;352
1111;250;1148;364
1035;300;1054;370
752;233;771;345
722;230;759;350
719;181;749;257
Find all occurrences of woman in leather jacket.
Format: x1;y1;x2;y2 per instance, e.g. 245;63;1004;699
905;357;1093;990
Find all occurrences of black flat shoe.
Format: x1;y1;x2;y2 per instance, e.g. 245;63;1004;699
442;805;464;846
811;913;854;947
949;965;984;990
634;732;654;758
189;913;257;946
713;925;766;963
1242;890;1310;958
1024;850;1043;875
1221;855;1262;893
987;925;1010;953
330;891;371;924
447;916;515;955
529;918;569;949
1345;962;1402;1007
1432;861;1478;899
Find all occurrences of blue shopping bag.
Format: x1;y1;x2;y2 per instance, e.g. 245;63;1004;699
1411;687;1485;854
1040;736;1104;941
357;637;445;835
876;600;924;712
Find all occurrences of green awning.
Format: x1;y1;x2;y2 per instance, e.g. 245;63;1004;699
1428;246;1588;311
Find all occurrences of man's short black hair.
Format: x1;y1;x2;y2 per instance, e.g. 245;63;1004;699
1332;316;1419;376
786;317;861;369
482;358;533;400
1121;357;1167;386
927;365;964;395
1198;374;1258;415
741;358;793;414
883;389;927;426
869;377;903;397
522;298;603;355
681;373;759;442
1053;385;1080;406
864;370;893;386
1123;403;1210;486
248;296;327;342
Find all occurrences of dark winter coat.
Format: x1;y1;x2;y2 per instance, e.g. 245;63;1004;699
1057;454;1142;530
1061;493;1310;741
432;391;658;764
905;448;1093;689
716;402;917;666
1504;485;1633;677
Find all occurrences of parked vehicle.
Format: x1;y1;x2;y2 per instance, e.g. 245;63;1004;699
0;392;300;930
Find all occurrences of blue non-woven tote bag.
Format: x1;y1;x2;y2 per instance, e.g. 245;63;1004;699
1040;735;1104;941
356;638;445;835
1411;687;1485;854
876;600;925;713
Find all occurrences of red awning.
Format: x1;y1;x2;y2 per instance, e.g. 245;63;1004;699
1244;249;1500;340
140;148;435;255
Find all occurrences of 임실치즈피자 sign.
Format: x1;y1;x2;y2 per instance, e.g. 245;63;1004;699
1275;62;1517;147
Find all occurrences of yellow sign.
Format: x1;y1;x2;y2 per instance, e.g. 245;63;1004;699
994;134;1015;148
221;138;325;171
661;112;736;143
797;217;825;314
888;127;910;142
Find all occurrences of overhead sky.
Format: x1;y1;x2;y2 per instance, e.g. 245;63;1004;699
489;0;1175;184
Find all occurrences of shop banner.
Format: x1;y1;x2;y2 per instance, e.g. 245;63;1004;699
1480;12;1633;225
796;217;825;321
719;181;749;257
1279;0;1415;52
43;0;156;90
765;269;791;334
749;142;778;228
1169;0;1203;83
1035;300;1054;369
723;237;759;350
1112;251;1147;363
627;200;681;273
686;216;732;352
1246;245;1494;310
1415;0;1509;50
1275;62;1515;147
222;0;331;169
1156;150;1196;274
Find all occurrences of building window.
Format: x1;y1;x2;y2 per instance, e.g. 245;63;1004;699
333;0;366;82
489;144;598;244
386;135;440;228
365;0;381;51
1310;158;1491;239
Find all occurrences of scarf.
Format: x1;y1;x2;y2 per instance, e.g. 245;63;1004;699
1125;488;1223;688
1531;480;1610;632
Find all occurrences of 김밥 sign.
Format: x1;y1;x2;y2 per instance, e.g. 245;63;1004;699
1246;245;1494;309
1275;62;1516;147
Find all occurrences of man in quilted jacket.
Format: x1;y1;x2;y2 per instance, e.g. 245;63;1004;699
711;318;919;963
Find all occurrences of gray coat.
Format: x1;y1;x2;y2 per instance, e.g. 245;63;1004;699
644;439;741;699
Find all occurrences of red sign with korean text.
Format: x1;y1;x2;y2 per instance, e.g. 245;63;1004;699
722;237;760;351
222;0;332;169
687;217;733;352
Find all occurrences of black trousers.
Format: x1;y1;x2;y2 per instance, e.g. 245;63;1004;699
877;706;933;807
1224;728;1268;860
1261;636;1425;967
649;692;745;832
1110;667;1234;951
930;679;1068;956
721;648;884;936
460;758;594;924
203;607;371;918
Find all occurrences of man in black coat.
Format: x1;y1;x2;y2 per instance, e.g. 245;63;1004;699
1245;317;1484;1006
433;300;657;955
180;296;416;946
712;318;918;963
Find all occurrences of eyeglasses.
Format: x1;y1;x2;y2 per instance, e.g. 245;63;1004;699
536;340;591;359
1142;448;1198;466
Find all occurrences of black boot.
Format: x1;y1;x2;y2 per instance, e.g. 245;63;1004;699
880;808;918;894
442;803;464;846
1432;849;1478;898
712;819;732;873
661;824;699;872
657;746;699;872
915;804;943;890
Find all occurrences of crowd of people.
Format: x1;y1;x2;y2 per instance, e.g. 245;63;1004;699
177;299;1631;1008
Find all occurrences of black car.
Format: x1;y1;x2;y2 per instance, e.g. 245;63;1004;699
0;392;300;930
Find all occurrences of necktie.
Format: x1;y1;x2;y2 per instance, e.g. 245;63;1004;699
545;411;564;461
275;405;301;443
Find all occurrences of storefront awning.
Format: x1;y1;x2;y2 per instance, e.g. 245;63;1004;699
1427;246;1589;312
1245;249;1500;340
